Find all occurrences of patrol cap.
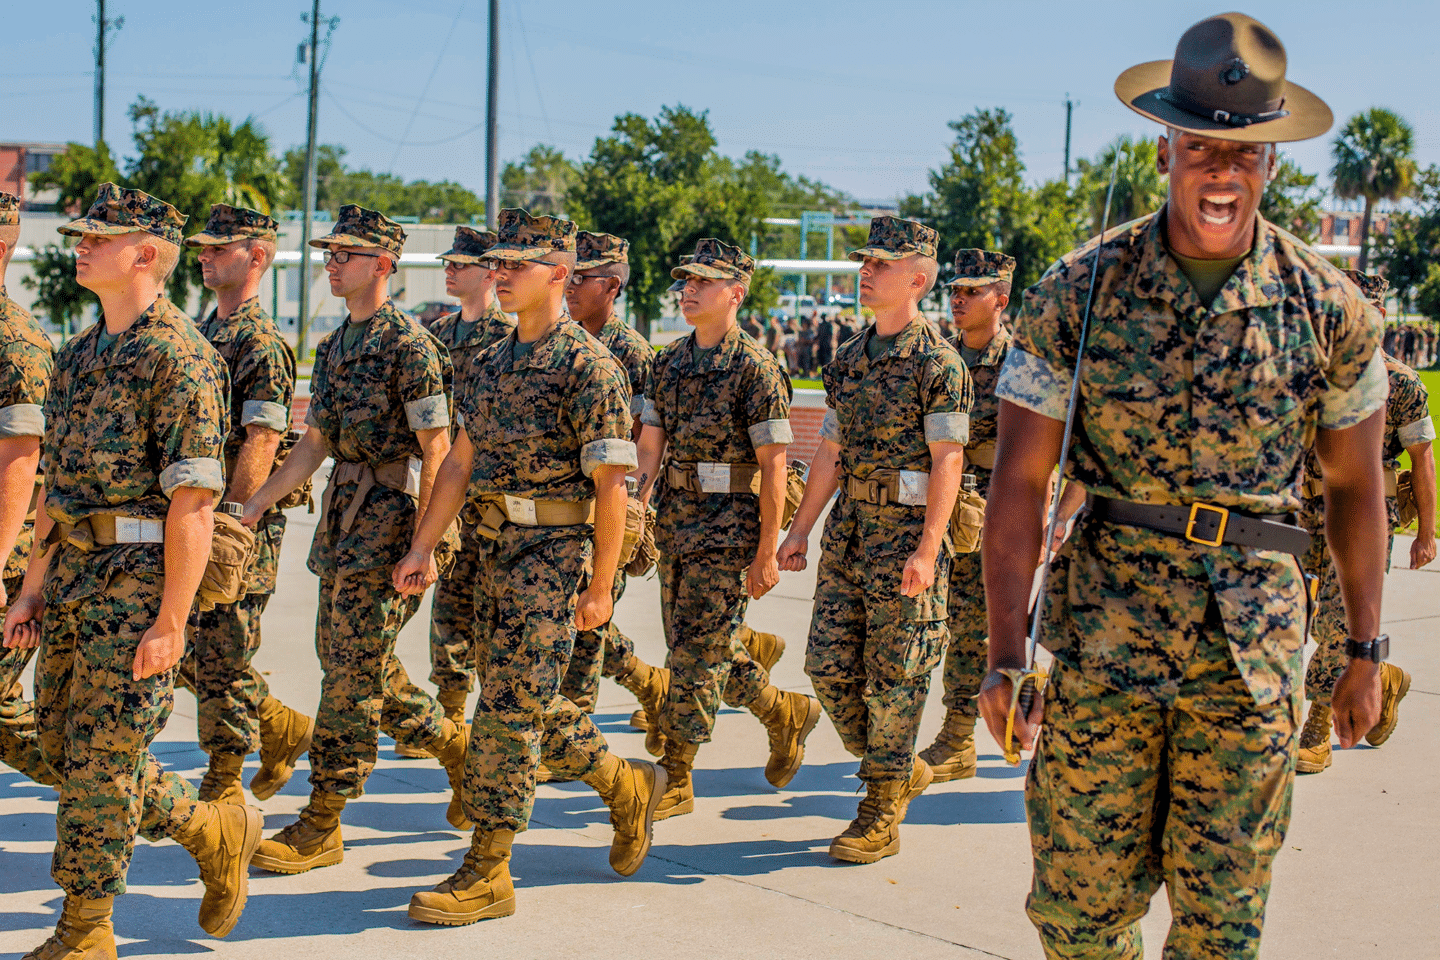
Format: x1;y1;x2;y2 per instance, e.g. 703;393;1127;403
58;183;187;247
848;216;938;262
575;231;630;271
439;225;498;265
1343;268;1388;309
945;248;1016;288
667;255;693;292
185;203;279;247
671;239;753;282
485;208;577;262
0;192;19;227
308;204;406;261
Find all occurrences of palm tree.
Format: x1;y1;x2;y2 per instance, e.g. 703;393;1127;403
1330;108;1418;271
1074;135;1166;236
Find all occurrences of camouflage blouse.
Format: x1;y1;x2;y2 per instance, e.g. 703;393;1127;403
0;289;53;581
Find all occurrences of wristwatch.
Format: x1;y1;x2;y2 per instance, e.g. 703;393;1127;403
216;501;245;518
1344;634;1389;663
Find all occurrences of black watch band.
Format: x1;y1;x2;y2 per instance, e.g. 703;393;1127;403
1344;635;1389;663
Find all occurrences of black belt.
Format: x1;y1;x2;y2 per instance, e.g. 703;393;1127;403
1088;495;1311;556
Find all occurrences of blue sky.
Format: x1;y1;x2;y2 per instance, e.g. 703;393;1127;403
8;0;1438;205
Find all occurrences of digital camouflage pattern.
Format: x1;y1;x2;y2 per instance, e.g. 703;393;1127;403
645;325;793;556
456;321;634;831
1;574;54;786
1342;268;1388;308
807;318;971;781
940;324;1012;718
1001;211;1383;958
44;297;228;604
439;225;498;265
58;182;187;247
310;568;444;796
670;238;754;282
426;299;513;693
308;204;407;259
560;566;636;711
575;230;630;270
596;314;653;418
184;203;279;246
1026;658;1296;960
305;300;451;579
1299;353;1431;705
945;248;1016;287
182;592;272;756
485;207;577;261
0;285;54;581
0;190;18;225
847;216;938;262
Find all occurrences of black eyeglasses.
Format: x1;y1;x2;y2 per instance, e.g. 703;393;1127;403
323;250;387;265
483;258;560;271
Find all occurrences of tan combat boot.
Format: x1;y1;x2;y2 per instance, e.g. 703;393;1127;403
581;753;667;876
1296;702;1332;774
431;719;473;830
615;658;670;758
749;686;822;788
198;752;245;805
408;829;517;925
739;625;787;673
655;740;698;821
22;895;117;960
250;790;346;874
438;688;470;726
918;712;978;783
249;696;314;800
829;761;932;864
1366;663;1412;747
173;801;264;938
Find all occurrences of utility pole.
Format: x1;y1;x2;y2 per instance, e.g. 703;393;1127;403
485;0;500;229
296;1;336;360
1063;95;1075;184
93;1;124;148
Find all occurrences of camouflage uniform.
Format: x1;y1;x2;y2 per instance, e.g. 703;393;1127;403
1298;354;1432;704
998;211;1385;958
455;210;638;831
39;187;233;895
0;263;55;786
427;226;512;702
645;292;793;744
561;230;655;711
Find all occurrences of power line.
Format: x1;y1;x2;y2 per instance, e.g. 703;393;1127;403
326;90;487;147
387;1;469;171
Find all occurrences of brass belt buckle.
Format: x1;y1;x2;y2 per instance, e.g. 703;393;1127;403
1185;502;1229;547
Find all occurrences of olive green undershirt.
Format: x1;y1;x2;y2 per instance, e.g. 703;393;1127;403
341;318;368;354
1171;250;1246;306
959;343;983;368
866;331;899;361
511;337;536;363
455;317;479;342
96;326;120;354
691;341;719;366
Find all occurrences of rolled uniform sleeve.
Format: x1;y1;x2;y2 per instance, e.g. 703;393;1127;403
748;419;793;448
1400;417;1437;448
996;347;1072;421
405;393;450;431
581;438;639;477
640;397;662;428
233;330;295;435
570;351;635;479
819;407;840;443
917;347;974;443
395;334;452;433
153;356;228;497
0;337;53;438
1319;348;1387;430
241;399;289;433
924;411;970;445
0;403;44;438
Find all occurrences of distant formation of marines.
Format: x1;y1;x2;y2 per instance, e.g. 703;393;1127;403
0;11;1434;960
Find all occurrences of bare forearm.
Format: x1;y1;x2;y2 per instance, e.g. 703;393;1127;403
786;438;840;538
633;428;667;502
414;426;451;532
0;438;40;564
983;473;1048;669
754;445;786;560
159;489;214;632
590;465;627;589
1411;442;1436;536
248;428;326;515
1317;414;1387;642
227;426;282;504
412;439;470;554
920;445;964;558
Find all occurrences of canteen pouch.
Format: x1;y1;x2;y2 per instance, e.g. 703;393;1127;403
1395;468;1418;528
196;509;259;612
783;460;808;529
620;496;646;567
272;429;315;512
949;486;986;554
624;503;659;578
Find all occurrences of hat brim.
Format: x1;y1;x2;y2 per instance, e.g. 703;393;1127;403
483;243;559;262
185;230;276;248
576;257;624;271
944;276;1003;288
438;251;490;265
847;247;914;262
666;280;687;293
1114;59;1333;144
58;218;146;238
671;263;744;281
308;232;399;255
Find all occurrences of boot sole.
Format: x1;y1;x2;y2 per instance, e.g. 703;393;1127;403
394;743;434;759
1295;754;1331;774
612;763;668;877
1365;670;1411;747
926;762;977;784
250;844;344;874
828;837;899;864
203;806;264;939
409;895;516;926
652;796;694;822
767;697;822;789
249;716;316;801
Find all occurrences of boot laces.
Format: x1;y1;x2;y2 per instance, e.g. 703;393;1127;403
1300;707;1331;748
199;763;233;799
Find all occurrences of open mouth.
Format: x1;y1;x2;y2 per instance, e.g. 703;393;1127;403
1198;194;1239;227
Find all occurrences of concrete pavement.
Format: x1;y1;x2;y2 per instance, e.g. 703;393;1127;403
1;502;1436;959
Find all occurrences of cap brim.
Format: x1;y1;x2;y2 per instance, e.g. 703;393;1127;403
1114;59;1333;143
57;218;146;238
185;230;261;248
667;280;687;292
671;263;742;281
847;247;911;262
439;251;489;265
483;243;557;262
576;257;624;271
308;232;397;253
944;276;999;288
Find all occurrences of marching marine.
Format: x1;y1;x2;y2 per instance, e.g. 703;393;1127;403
778;217;973;862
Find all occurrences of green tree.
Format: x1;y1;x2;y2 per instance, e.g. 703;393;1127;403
1378;165;1440;313
21;243;94;337
281;143;348;211
1073;135;1165;234
29;142;121;213
1260;156;1323;241
1414;263;1440;320
1331;107;1418;271
502;145;578;216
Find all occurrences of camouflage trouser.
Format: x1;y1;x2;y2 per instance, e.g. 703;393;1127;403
659;548;771;745
428;527;480;694
1026;657;1298;960
1;573;54;785
805;537;949;782
464;536;609;832
559;566;637;711
1301;527;1395;706
310;568;446;797
35;570;200;897
938;551;987;718
175;591;273;756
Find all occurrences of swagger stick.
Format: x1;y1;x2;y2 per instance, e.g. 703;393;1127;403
1000;147;1126;765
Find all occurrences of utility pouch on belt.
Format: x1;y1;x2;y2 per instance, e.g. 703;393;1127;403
783;460;807;530
272;430;315;512
1394;468;1418;529
196;503;259;612
620;496;647;567
624;501;659;577
949;476;985;554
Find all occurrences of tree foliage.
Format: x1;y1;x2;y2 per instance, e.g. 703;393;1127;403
282;144;484;223
1073;135;1165;234
1260;156;1323;241
1331;107;1418;270
1378;165;1440;312
29;142;121;214
502;145;578;216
